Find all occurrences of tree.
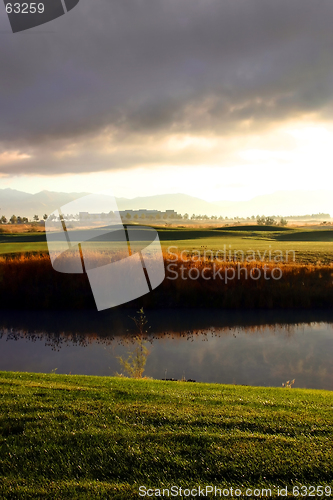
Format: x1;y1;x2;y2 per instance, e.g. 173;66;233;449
10;215;17;224
265;216;276;226
258;215;277;226
33;215;39;222
22;217;28;223
257;215;265;226
183;213;189;220
125;212;132;220
279;217;288;227
0;215;7;224
42;214;48;221
17;216;23;224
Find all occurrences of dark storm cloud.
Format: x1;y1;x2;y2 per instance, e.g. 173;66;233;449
1;0;333;174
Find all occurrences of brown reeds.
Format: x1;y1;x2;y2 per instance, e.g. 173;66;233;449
0;251;333;310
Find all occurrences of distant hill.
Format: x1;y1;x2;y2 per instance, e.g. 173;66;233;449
0;190;220;218
0;189;90;219
0;188;332;219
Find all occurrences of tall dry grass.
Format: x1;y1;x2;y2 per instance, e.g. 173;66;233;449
0;224;45;234
157;251;333;309
0;251;332;310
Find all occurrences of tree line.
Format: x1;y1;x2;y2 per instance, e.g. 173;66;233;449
0;214;48;224
0;211;288;225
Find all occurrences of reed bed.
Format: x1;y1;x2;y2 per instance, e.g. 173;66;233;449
0;251;332;310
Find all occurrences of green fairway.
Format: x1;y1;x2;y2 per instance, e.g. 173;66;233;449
0;233;48;255
1;372;333;499
1;226;333;263
157;226;333;264
0;242;48;255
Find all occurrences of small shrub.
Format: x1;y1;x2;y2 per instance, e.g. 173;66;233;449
282;379;295;388
116;308;150;378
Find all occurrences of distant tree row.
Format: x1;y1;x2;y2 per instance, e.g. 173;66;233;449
122;213;257;221
0;211;292;226
257;216;288;226
0;214;48;224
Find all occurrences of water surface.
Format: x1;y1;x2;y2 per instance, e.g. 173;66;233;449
1;309;333;390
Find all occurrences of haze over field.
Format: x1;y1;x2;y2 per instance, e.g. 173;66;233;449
0;188;332;219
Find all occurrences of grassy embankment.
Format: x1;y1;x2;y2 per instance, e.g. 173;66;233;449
1;372;333;499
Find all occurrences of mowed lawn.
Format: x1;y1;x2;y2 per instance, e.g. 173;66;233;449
0;242;49;255
0;232;48;255
1;226;333;263
1;372;333;499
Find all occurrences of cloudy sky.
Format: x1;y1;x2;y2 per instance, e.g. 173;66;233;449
1;0;333;201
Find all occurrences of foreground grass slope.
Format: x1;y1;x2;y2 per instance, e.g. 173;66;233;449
1;372;333;499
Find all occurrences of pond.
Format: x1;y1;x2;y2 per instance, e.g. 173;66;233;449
1;309;333;390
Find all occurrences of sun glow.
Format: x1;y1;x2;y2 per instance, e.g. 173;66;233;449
0;151;31;165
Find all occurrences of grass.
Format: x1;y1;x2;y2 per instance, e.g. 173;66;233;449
0;224;45;234
1;226;333;264
1;372;333;499
0;242;49;255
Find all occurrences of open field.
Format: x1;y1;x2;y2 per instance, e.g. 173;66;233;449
1;372;333;499
1;225;333;264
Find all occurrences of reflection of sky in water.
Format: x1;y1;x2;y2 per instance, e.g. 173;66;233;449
0;310;333;390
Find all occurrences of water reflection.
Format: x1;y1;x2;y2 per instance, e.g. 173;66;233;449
0;309;333;390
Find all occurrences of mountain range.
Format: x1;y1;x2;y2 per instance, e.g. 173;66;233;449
0;188;332;219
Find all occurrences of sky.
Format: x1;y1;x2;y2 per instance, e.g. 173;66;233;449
1;0;333;201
